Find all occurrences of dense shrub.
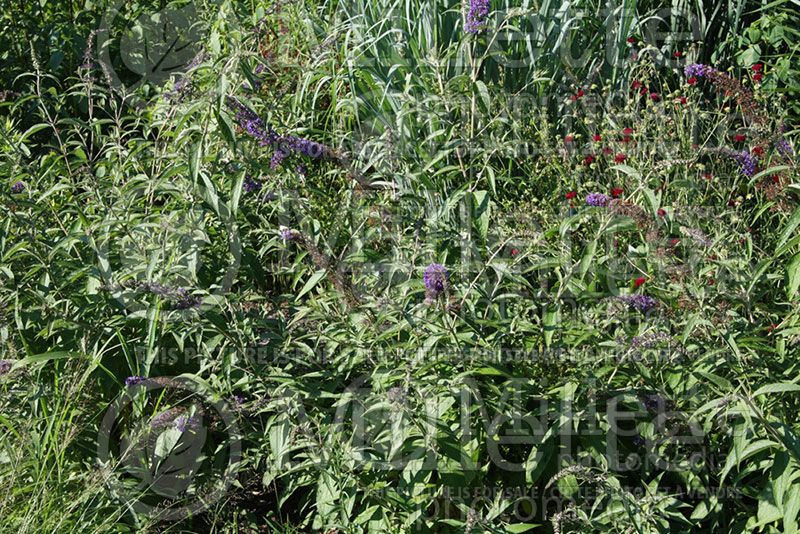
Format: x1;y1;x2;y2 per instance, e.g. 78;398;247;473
1;0;799;532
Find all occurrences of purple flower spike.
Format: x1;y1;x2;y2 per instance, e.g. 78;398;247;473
464;0;490;34
617;295;658;313
775;138;793;158
243;175;262;193
10;181;25;193
270;150;288;169
279;226;299;241
684;63;716;78
586;193;611;207
732;150;758;177
423;263;449;302
125;376;147;387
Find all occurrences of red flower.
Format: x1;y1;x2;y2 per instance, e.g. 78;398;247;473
657;208;666;216
576;89;584;97
622;127;633;135
752;63;763;72
593;134;602;142
669;238;680;246
627;37;636;44
639;87;648;96
772;175;781;184
707;278;715;286
752;145;765;157
650;92;660;102
702;172;713;180
603;147;613;155
753;72;763;82
734;134;746;143
632;80;642;89
677;96;687;104
610;187;624;198
564;135;574;143
634;276;647;288
583;155;595;165
622;136;632;144
687;76;697;85
511;248;519;256
767;323;778;334
565;191;577;200
615;153;627;163
673;51;682;58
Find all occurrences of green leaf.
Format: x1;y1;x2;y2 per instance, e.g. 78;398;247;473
505;524;540;532
787;253;800;300
472;190;491;242
753;382;800;398
297;269;328;299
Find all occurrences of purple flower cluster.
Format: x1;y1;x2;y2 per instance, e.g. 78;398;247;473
279;226;300;241
10;181;25;193
226;97;330;169
423;263;449;302
629;332;671;350
684;63;716;78
586;193;610;207
270;149;288;170
617;294;658;313
0;360;12;375
464;0;490;34
226;97;278;147
775;138;793;158
732;150;758;176
121;280;202;309
243;175;262;193
125;375;147;386
174;413;201;432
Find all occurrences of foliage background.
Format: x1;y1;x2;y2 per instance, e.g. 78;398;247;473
1;0;800;532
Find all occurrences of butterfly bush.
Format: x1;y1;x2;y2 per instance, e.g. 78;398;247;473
684;63;717;78
226;97;331;169
731;150;759;177
586;193;610;207
109;281;202;310
243;175;262;192
464;0;489;34
617;295;658;313
423;263;449;302
125;376;147;386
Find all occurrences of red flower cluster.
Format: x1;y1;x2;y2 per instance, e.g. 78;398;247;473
570;88;585;101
